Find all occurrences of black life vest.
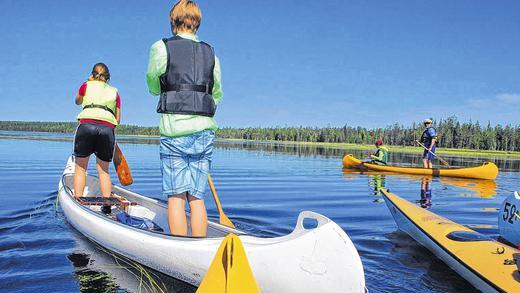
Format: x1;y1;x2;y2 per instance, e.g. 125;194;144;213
420;127;437;147
157;36;216;117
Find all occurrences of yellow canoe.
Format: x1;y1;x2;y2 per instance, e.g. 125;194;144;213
381;189;520;292
342;154;499;180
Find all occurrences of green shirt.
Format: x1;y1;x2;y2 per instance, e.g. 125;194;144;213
370;146;389;165
146;33;223;137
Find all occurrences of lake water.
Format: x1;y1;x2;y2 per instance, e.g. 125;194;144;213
1;132;519;292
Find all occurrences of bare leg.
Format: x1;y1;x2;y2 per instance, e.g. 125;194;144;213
168;193;188;236
188;195;208;237
422;158;429;168
73;156;90;197
96;158;112;197
427;160;433;169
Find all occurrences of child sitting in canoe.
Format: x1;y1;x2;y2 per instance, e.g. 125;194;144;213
369;139;388;165
73;63;121;214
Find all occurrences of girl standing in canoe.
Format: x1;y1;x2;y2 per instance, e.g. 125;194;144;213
73;63;121;214
146;0;223;237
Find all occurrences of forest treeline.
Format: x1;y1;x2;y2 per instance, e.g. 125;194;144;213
1;117;519;151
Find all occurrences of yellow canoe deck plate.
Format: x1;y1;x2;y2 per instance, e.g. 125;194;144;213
381;189;520;292
343;154;499;180
197;233;261;293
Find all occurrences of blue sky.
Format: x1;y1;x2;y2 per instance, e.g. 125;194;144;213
0;0;519;128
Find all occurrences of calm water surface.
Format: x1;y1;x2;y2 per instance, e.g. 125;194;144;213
0;132;519;292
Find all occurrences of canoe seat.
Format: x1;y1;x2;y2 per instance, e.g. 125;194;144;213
77;196;136;207
446;231;490;242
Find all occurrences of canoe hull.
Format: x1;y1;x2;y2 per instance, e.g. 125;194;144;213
342;154;498;180
498;191;520;247
59;158;365;292
382;189;520;293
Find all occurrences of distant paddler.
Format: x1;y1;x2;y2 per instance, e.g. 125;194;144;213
368;139;388;165
419;118;437;169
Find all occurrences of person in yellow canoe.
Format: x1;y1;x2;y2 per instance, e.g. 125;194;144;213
146;0;223;237
420;118;438;168
369;139;388;165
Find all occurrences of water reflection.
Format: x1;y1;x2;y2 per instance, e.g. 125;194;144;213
1;131;519;170
419;178;432;209
217;141;520;171
368;174;386;196
67;252;121;293
440;178;497;198
343;169;498;201
68;233;196;293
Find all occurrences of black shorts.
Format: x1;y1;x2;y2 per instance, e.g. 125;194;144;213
73;122;115;162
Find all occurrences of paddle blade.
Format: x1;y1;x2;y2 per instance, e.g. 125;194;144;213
197;234;260;293
219;212;235;229
208;174;235;228
113;144;133;186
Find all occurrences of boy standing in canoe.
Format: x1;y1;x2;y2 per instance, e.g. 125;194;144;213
146;0;223;237
420;118;437;168
73;63;121;214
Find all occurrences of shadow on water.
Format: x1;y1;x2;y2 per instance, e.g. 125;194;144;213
386;231;479;293
67;231;196;293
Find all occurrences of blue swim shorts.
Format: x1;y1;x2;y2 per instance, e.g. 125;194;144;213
422;146;436;161
160;130;215;199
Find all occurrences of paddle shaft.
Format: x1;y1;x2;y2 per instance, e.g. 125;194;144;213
415;140;450;167
207;174;235;228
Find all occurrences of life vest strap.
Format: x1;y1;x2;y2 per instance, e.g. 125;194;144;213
164;84;211;94
83;104;116;117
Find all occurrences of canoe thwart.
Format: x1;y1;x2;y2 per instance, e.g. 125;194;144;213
76;196;136;207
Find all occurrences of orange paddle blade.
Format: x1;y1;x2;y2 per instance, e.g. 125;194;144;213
113;143;133;186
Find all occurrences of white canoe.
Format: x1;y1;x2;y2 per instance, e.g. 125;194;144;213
58;158;366;292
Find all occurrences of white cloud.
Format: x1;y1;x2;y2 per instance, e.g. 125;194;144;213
496;93;520;104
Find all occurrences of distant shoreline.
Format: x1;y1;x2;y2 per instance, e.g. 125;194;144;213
1;130;519;159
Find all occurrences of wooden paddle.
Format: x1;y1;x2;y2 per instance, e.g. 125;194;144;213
113;143;133;186
415;140;450;167
207;174;235;228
